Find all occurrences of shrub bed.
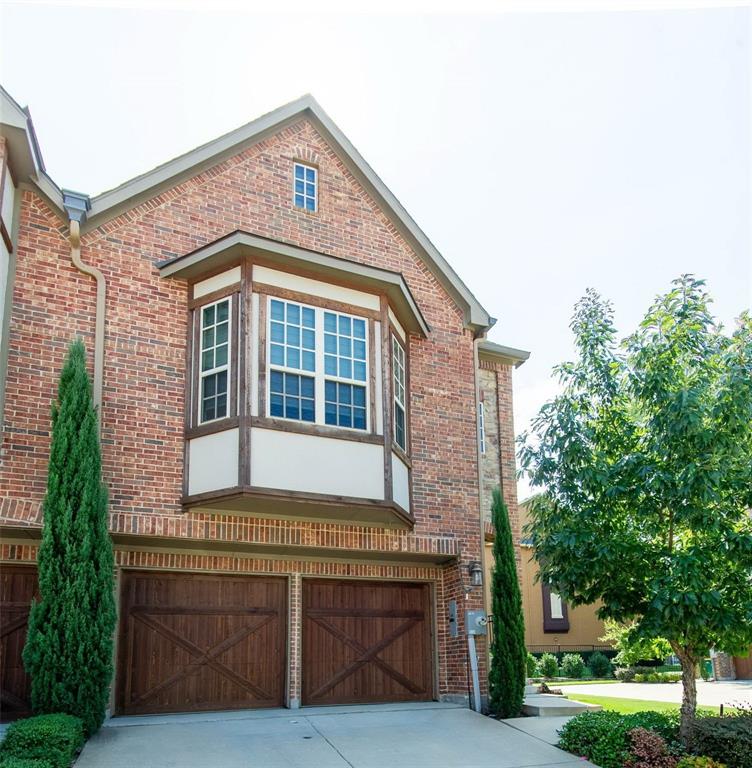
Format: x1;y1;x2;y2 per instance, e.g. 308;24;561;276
0;714;84;768
561;653;587;679
539;652;560;678
588;651;613;678
634;672;683;683
558;710;680;768
691;714;752;768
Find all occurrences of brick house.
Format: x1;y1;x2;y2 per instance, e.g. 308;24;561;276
0;86;528;717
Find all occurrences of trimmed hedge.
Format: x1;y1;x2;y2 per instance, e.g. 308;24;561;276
558;710;680;768
634;672;682;683
0;714;84;768
691;715;752;768
588;651;613;678
561;653;587;679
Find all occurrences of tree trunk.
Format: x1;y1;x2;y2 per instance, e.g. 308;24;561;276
672;643;698;748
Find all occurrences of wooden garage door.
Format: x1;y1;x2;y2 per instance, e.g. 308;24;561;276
117;572;286;714
734;652;752;679
0;565;39;722
302;579;433;706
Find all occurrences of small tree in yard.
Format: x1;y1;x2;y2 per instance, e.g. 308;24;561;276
23;340;116;736
488;487;527;718
519;276;752;746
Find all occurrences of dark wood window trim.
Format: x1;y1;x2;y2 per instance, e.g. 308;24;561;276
251;415;383;445
542;582;570;633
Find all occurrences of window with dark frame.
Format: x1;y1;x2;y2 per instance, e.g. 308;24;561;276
392;336;407;451
198;298;231;423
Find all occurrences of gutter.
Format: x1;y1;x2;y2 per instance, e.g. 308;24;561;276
63;190;105;412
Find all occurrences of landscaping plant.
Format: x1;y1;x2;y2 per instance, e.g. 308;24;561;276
539;652;559;678
526;652;540;678
690;711;752;768
677;758;728;768
520;276;752;746
22;340;116;736
558;710;680;768
487;488;527;717
588;651;613;678
601;619;672;667
626;727;679;768
561;653;587;678
0;713;84;768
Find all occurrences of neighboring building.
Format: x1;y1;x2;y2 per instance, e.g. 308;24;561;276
485;497;611;655
0;86;529;717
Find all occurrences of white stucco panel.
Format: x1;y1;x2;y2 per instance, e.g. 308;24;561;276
251;427;385;500
1;170;15;234
188;428;239;495
392;452;410;513
253;265;380;311
193;266;241;299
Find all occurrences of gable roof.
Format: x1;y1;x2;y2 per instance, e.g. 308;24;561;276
1;88;494;333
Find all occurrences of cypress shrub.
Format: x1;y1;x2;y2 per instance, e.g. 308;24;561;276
488;488;527;717
22;340;116;736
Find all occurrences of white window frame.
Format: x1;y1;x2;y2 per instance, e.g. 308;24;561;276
478;401;486;455
266;296;369;431
550;591;564;620
293;162;318;212
392;335;407;451
198;296;232;425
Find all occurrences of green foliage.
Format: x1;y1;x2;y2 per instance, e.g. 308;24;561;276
616;666;638;681
0;758;54;768
677;758;728;768
519;277;752;742
588;651;613;678
0;714;84;768
22;340;116;737
558;710;680;768
690;715;752;768
539;652;559;678
634;672;682;683
561;653;587;678
601;620;673;667
487;489;527;717
526;652;540;678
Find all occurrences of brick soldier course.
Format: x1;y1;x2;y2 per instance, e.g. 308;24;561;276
0;89;529;713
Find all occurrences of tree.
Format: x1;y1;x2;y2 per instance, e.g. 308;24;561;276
23;339;116;736
488;487;527;717
599;619;672;667
519;276;752;746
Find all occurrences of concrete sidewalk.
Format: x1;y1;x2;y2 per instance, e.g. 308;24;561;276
75;702;598;768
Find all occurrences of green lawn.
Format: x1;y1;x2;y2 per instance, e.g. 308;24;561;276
553;679;620;686
565;694;721;715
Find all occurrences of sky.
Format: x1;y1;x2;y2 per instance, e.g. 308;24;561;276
1;1;750;501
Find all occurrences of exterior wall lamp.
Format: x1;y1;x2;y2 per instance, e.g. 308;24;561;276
468;561;483;588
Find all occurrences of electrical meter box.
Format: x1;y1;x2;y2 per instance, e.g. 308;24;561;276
465;610;488;636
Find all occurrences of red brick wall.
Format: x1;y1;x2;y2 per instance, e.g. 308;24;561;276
0;118;509;697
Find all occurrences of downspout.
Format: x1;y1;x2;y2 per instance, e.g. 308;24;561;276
472;331;491;700
63;190;104;412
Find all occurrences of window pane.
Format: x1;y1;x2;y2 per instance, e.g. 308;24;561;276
285;375;299;396
270;344;284;366
353;409;366;430
354;361;366;381
216;301;229;322
295;179;304;194
202;328;214;348
204;375;216;397
295;164;304;179
325;402;336;425
302;351;315;372
353;319;366;339
339;337;351;357
302;307;315;328
325;355;337;376
353;340;366;360
302;329;315;350
301;376;315;398
286;348;300;368
271;300;284;321
202;349;213;371
270;393;283;417
202;399;215;422
395;405;406;450
216;393;227;418
270;370;283;392
287;325;300;346
203;305;215;325
339;383;351;405
338;405;352;428
301;400;315;422
271;322;284;343
306;197;315;211
324;334;336;354
353;386;366;407
338;315;351;335
339;359;351;379
216;323;228;344
215;345;227;367
324;313;337;332
306;167;315;182
294;194;304;208
286;303;300;325
286;399;300;420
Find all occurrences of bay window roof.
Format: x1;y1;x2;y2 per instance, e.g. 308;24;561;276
158;229;430;337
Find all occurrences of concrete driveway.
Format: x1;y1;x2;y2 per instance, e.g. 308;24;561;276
75;702;596;768
557;679;752;709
